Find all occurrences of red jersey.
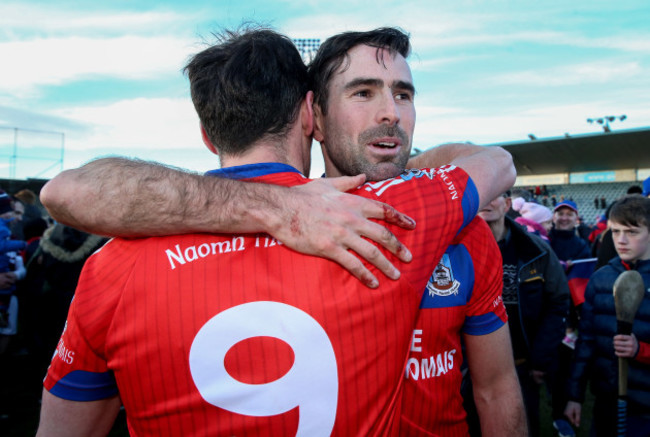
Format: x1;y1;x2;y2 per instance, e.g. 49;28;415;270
400;217;506;436
45;162;479;436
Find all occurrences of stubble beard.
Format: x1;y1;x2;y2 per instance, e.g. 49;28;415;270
327;124;411;182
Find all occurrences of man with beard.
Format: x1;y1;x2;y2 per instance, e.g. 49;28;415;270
39;27;523;435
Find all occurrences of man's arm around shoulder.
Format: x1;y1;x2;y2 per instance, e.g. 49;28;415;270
407;142;516;209
40;157;415;288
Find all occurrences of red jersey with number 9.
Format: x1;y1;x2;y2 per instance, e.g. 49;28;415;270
44;162;479;436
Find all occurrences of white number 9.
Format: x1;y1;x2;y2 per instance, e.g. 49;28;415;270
189;301;338;436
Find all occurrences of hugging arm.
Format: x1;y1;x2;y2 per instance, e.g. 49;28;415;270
407;142;516;209
40;157;415;288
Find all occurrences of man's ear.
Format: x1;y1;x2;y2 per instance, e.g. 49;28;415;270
200;125;218;155
505;197;512;213
312;98;325;143
301;91;315;137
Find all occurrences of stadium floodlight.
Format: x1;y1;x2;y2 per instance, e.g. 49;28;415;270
587;114;627;133
293;38;321;63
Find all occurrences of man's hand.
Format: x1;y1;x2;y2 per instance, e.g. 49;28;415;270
614;333;639;358
564;400;582;427
281;174;415;288
0;272;16;289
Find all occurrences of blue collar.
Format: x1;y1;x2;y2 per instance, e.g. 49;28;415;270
205;162;302;179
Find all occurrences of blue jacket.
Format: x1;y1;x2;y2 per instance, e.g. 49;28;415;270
548;228;591;262
567;257;650;408
506;217;570;371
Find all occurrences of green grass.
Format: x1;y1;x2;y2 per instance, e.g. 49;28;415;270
540;384;595;437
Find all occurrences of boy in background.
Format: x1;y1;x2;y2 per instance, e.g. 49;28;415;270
565;194;650;436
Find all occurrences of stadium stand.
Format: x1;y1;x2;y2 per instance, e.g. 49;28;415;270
530;182;631;226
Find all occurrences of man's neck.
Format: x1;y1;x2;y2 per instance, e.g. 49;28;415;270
220;119;311;175
221;144;304;174
487;218;508;242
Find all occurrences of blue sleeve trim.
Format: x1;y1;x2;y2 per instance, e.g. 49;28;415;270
48;370;118;402
460;176;479;232
462;312;505;336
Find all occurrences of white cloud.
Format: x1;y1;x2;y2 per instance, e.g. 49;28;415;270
0;36;196;97
0;3;198;35
491;61;643;87
414;100;650;147
53;97;200;151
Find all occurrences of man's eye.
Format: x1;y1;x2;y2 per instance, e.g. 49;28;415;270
396;93;412;101
354;90;369;98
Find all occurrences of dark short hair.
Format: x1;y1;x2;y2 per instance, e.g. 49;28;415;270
308;27;411;115
184;26;309;156
609;194;650;229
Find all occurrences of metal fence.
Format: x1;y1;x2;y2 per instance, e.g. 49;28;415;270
0;126;64;180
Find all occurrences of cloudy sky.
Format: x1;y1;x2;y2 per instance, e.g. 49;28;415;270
1;0;649;179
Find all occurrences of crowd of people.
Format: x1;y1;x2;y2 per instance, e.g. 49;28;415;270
1;24;648;437
0;188;107;427
479;180;650;436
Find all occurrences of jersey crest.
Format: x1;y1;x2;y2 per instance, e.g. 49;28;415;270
421;245;475;309
426;254;460;297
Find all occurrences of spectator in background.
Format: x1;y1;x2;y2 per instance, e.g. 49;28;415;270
627;185;642;195
30;223;106;372
551;194;558;207
549;200;591;265
644;176;650;198
576;216;592;243
0;191;26;344
515;201;553;240
11;189;43;241
599;196;606;209
508;188;532;220
547;199;594;437
476;191;570;437
589;214;608;252
18;217;48;337
565;195;650;436
594;179;650;270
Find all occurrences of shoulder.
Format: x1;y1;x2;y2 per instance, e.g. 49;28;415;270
588;264;619;288
359;166;471;199
456;216;490;240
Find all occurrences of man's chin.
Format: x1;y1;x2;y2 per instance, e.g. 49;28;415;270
364;163;405;182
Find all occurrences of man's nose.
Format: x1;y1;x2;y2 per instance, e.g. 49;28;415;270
376;92;400;126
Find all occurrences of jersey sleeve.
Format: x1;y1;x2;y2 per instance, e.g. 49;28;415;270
44;239;138;401
461;219;507;336
358;165;480;287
